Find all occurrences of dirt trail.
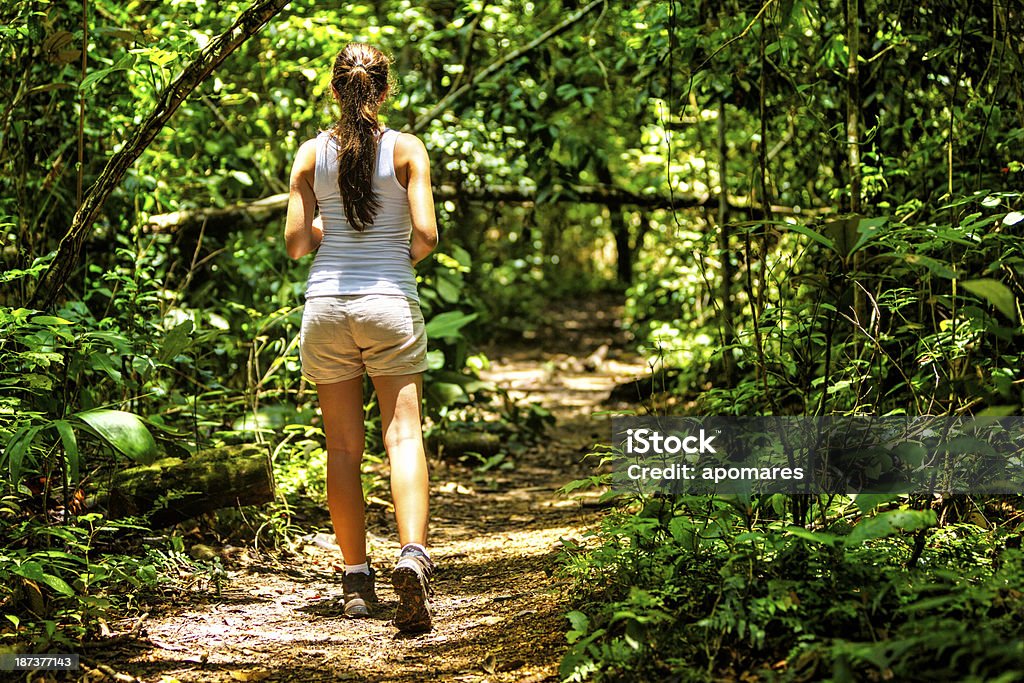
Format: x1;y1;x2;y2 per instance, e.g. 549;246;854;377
109;295;646;683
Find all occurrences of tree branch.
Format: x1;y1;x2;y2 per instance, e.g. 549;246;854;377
30;0;292;310
445;1;488;96
143;184;829;237
406;0;605;134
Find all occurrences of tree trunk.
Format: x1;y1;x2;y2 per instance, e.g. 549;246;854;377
846;0;861;216
105;443;275;527
595;162;633;286
613;213;632;286
717;98;736;385
846;0;865;322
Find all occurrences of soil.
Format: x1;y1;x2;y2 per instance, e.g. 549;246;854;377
86;294;648;683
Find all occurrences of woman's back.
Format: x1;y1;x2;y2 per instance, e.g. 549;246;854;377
305;128;418;302
284;41;438;633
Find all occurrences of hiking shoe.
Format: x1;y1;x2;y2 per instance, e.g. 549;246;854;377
391;546;434;632
341;568;376;618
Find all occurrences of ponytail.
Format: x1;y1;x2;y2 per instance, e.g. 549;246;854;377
329;44;391;231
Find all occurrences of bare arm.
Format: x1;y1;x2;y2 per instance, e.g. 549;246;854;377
401;134;438;265
284;139;321;259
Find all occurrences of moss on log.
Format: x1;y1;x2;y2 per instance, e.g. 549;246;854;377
106;443;275;527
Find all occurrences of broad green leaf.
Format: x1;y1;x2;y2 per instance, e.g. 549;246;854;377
425;311;478;340
39;573;75;597
936;435;998;458
36;550;88;564
78;53;134;92
11;562;73;595
426;349;445;370
960;279;1018;321
434;273;461;304
903;254;958;279
905;595;958;612
147;49;178;66
427;381;468;406
75;409;157;464
822;216;859;254
12;561;46;582
158;319;194;363
450;244;472;269
978;405;1018;416
53;419;80;485
19;351;64;368
845;509;936;547
849;216;888;254
89;353;122;382
669;516;696;547
79;66;127;92
785;525;842;546
21;373;53;391
892;442;926;467
6;425;42;482
230;170;253;186
787;223;836;252
851;492;901;514
30;315;73;326
566;610;589;637
430;370;491;393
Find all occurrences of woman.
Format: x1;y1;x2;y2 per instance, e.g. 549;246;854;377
284;43;438;633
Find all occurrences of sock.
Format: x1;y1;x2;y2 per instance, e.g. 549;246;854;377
400;542;429;559
344;562;370;575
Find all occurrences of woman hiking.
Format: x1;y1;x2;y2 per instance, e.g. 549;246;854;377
284;42;438;633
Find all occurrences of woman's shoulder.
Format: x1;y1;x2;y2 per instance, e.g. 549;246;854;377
293;136;320;169
390;130;426;149
294;136;317;162
391;132;429;168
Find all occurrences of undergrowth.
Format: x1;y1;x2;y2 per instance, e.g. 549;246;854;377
556;492;1024;682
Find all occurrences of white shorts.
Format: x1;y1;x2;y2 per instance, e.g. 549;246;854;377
300;294;428;384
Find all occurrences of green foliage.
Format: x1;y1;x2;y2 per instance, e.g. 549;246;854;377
557;493;1024;682
1;0;1022;670
0;509;167;649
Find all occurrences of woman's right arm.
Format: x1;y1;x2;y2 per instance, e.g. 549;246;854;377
284;139;320;259
402;135;438;266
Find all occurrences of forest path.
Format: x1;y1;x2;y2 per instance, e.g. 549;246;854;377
113;294;647;683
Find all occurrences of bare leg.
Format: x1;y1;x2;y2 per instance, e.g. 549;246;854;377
370;373;428;547
316;376;368;565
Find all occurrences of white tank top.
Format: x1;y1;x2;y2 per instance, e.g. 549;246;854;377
305;128;418;302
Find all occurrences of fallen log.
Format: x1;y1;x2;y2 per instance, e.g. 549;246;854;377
105;443;275;527
427;430;503;460
143;184;828;236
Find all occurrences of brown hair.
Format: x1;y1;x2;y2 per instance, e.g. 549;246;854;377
329;43;391;231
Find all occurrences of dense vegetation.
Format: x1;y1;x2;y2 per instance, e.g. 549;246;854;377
1;0;1022;680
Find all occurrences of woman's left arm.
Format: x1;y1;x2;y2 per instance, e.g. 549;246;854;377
284;139;321;259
